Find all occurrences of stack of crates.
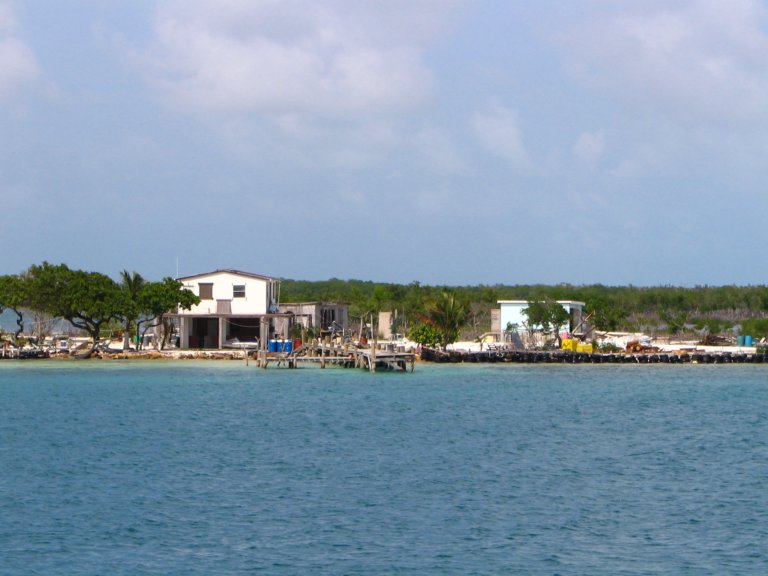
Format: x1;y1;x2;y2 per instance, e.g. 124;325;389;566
562;339;593;354
561;339;578;351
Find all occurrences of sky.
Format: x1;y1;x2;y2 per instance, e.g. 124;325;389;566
2;0;768;287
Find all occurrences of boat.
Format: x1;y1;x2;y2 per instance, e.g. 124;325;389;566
223;338;259;350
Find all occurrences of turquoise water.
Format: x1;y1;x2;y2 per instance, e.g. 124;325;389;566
1;362;767;575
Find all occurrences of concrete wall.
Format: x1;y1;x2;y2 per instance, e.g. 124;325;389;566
178;271;273;316
491;309;501;333
378;311;393;339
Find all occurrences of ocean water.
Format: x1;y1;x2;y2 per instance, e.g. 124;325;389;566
1;362;767;575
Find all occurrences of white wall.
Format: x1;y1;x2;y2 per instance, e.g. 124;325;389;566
499;301;530;332
178;272;272;316
499;300;584;334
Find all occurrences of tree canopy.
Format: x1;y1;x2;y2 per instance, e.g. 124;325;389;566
4;264;768;347
523;299;571;346
134;277;200;348
1;263;199;354
24;262;126;353
424;291;468;349
120;270;147;350
0;274;28;342
279;279;768;337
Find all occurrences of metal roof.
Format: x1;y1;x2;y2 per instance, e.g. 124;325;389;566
177;269;279;282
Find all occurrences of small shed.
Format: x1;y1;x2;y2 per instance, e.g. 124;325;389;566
275;302;349;337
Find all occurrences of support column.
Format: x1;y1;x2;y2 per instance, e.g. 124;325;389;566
259;316;270;368
218;317;227;350
180;317;189;349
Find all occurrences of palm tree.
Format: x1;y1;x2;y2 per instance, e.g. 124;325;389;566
120;270;145;351
427;291;467;349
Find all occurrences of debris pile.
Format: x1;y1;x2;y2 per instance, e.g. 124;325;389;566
625;340;661;353
698;334;732;346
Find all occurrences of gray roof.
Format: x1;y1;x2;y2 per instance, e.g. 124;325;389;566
178;269;279;282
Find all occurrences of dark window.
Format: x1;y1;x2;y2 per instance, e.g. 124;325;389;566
321;308;336;329
199;283;213;300
233;285;246;298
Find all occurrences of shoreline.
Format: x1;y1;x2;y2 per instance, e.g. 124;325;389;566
423;347;767;365
2;347;768;367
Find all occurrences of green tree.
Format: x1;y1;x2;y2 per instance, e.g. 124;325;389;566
660;309;688;336
119;270;146;350
739;318;768;340
0;274;28;343
523;298;571;347
692;317;733;335
587;297;627;332
426;291;467;349
25;262;126;356
407;323;443;348
398;281;427;335
134;277;200;349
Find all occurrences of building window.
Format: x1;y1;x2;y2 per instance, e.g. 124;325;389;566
321;308;336;329
233;285;246;298
199;283;213;300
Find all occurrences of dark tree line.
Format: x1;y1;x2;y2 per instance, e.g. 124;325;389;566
280;279;768;339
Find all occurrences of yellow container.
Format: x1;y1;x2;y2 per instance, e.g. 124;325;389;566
577;343;594;354
561;339;578;351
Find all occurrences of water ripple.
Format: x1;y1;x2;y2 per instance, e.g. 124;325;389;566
1;362;767;574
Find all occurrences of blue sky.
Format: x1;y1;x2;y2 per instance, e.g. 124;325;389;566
2;0;767;286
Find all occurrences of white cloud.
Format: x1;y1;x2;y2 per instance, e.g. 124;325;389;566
559;0;768;125
0;1;39;98
142;0;457;116
470;103;531;171
573;131;605;165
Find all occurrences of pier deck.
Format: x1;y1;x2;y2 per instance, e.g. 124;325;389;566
254;343;416;372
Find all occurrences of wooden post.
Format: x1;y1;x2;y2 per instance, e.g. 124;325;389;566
371;313;377;372
259;316;269;369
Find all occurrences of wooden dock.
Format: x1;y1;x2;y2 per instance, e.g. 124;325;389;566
253;342;416;372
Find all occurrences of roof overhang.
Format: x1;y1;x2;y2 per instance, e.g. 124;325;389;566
178;269;280;282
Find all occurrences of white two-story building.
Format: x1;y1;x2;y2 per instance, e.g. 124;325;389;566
173;269;282;349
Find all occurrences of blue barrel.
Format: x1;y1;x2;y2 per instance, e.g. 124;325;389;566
737;336;746;346
745;335;754;346
268;339;278;352
283;341;293;353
